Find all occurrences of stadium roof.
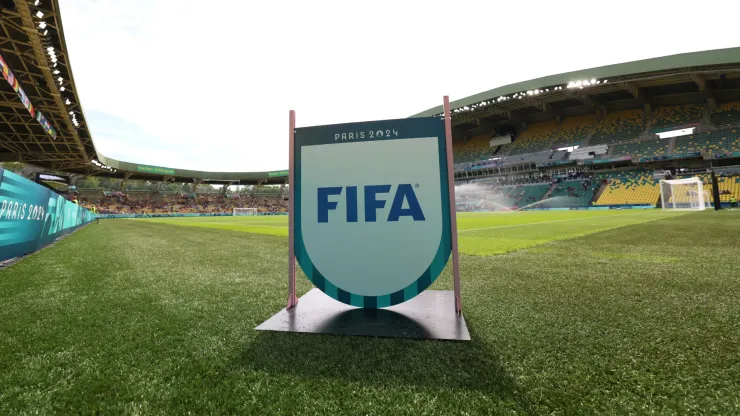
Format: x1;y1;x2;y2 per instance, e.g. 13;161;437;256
0;0;287;185
1;1;739;183
413;47;740;138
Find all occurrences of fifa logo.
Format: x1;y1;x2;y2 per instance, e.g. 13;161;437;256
317;184;425;223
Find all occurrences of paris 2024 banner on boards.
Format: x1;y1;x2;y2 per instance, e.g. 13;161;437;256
0;167;95;262
293;117;452;308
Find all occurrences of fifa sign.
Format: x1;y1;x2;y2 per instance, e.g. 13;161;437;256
293;118;453;307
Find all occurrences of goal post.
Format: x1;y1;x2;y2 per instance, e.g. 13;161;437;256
659;177;707;211
233;208;258;216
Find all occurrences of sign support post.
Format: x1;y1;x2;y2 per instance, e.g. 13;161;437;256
443;96;462;315
287;110;298;308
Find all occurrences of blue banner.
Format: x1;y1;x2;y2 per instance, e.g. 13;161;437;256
0;168;94;262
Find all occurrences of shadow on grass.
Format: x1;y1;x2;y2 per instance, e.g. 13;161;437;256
232;321;533;410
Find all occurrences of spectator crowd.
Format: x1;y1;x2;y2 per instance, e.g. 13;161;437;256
73;192;287;215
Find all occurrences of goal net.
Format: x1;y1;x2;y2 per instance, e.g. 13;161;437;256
660;177;708;210
233;208;258;216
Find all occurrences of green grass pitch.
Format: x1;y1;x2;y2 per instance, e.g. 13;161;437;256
1;210;739;414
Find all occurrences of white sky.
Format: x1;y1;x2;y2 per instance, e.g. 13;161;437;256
59;0;740;172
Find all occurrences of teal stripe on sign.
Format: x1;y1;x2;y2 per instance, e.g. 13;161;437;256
350;294;364;307
0;222;31;229
0;232;30;242
1;181;36;198
376;295;391;308
324;283;338;300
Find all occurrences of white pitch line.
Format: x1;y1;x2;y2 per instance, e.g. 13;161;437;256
180;221;287;228
459;213;654;233
238;224;287;228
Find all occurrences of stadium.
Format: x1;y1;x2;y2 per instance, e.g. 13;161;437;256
0;0;739;414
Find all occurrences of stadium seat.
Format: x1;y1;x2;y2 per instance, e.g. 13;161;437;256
719;176;740;203
539;180;600;208
590;109;647;145
695;174;740;203
506;184;551;208
673;131;711;154
611;138;668;159
509;121;558;155
594;171;660;206
710;102;740;128
652;105;704;130
453;134;497;164
551;115;595;148
674;129;740;155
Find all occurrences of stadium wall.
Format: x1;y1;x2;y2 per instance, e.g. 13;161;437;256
0;167;95;262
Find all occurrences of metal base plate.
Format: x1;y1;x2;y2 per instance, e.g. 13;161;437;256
256;289;470;341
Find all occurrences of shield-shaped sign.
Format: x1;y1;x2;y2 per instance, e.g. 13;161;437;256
294;117;452;307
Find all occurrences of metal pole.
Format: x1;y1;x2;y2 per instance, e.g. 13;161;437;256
287;110;298;308
443;96;462;315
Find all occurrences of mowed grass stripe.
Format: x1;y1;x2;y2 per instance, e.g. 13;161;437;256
459;211;671;232
460;211;687;255
143;210;685;255
0;211;738;414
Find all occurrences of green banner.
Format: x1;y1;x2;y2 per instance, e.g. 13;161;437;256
137;165;175;175
268;170;289;178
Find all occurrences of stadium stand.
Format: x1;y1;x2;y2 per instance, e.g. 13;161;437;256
652;105;704;130
710;102;740;127
708;129;740;154
594;171;660;206
673;129;740;155
540;179;599;208
673;131;712;154
551;115;595;148
589;110;647;146
509;121;558;155
716;175;740;203
79;193;287;215
611;138;669;159
506;184;551;208
453;134;496;164
674;129;740;154
696;174;740;204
